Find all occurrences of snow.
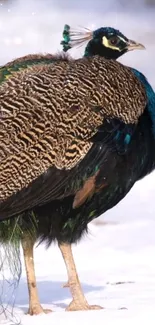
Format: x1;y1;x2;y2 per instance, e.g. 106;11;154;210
2;178;155;325
0;0;155;324
2;210;155;325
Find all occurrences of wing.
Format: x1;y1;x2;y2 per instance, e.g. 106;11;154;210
0;56;147;219
0;53;69;84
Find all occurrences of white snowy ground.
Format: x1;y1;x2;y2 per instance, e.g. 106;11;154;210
0;0;155;324
3;177;155;325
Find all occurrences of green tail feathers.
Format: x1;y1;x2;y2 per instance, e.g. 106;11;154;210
60;24;72;52
0;212;38;316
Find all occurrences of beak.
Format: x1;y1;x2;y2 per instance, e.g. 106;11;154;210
126;39;146;51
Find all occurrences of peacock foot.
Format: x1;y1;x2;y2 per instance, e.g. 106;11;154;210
62;281;70;288
27;304;52;315
66;300;103;311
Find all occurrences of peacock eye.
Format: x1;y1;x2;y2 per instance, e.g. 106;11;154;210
109;37;119;46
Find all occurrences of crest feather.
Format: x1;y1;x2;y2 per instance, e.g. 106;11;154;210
61;24;93;52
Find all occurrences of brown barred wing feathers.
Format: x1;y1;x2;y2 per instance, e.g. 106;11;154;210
0;56;146;216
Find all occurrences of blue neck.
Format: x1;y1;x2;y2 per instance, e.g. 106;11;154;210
132;68;155;136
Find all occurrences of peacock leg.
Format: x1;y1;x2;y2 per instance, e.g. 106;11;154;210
21;235;52;315
62;281;70;288
58;242;103;311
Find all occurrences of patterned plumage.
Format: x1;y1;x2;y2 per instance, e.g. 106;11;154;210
0;25;151;314
0;55;146;216
0;53;64;83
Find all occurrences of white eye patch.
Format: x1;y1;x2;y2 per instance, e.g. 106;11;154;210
102;36;125;52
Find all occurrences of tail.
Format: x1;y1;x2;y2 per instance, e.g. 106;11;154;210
0;213;38;323
0;217;22;323
60;24;93;52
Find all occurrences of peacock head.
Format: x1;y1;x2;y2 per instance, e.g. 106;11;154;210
61;25;145;60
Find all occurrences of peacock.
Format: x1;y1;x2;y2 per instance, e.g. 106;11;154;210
61;24;145;58
0;25;151;315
